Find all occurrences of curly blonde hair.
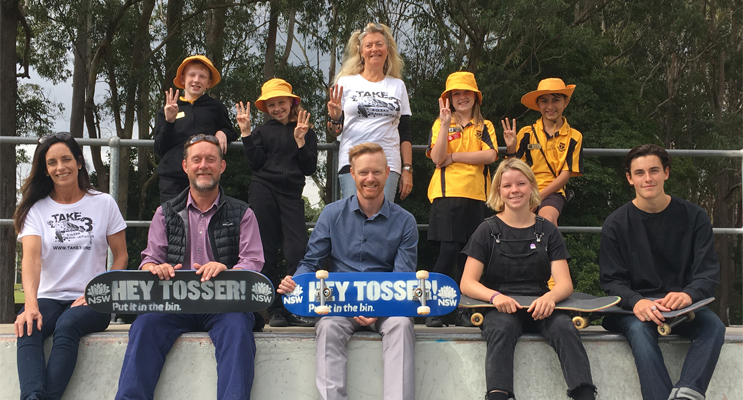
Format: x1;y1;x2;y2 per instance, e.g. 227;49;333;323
487;158;541;212
334;23;404;84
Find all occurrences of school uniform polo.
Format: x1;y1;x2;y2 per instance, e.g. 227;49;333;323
426;119;498;202
513;117;584;197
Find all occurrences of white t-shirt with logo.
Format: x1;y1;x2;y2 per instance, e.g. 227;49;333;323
18;191;126;300
337;74;412;173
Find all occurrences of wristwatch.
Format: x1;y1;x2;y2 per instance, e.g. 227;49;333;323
402;164;413;174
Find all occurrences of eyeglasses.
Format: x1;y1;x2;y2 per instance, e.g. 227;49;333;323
184;134;219;148
38;132;72;145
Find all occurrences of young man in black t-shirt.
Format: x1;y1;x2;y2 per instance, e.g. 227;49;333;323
599;144;725;400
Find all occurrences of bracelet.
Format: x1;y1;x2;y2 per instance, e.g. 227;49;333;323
503;152;517;158
489;291;500;303
329;119;342;125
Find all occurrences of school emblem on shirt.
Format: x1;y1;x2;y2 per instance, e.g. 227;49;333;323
558;142;566;152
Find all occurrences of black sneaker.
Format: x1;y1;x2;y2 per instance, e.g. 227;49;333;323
268;309;288;327
425;317;445;327
455;309;475;327
286;313;317;327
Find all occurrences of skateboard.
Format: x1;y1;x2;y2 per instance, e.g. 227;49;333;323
85;270;274;314
596;297;715;336
283;270;460;317
458;293;621;329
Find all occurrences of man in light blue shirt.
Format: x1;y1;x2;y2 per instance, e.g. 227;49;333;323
279;142;418;400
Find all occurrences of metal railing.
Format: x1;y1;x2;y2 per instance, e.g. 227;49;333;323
2;135;742;234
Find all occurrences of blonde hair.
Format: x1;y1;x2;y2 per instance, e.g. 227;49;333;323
487;158;541;212
446;93;485;137
334;23;404;83
348;142;386;167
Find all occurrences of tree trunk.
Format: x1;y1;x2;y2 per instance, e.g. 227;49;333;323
164;0;184;95
205;0;226;99
278;8;295;72
264;0;279;82
0;0;19;323
69;0;90;138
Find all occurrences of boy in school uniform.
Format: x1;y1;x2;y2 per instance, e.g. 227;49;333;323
502;78;584;226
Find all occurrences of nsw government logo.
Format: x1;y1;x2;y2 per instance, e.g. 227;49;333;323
283;284;303;305
252;282;273;303
86;283;111;304
437;286;458;307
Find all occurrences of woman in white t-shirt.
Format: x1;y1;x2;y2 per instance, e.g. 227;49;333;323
327;22;413;201
13;132;128;400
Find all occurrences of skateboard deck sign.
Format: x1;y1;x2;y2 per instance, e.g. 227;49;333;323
85;270;274;314
284;271;460;317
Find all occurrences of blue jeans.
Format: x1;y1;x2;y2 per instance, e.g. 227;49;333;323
480;309;595;399
602;307;725;400
16;299;111;400
115;312;256;400
339;171;400;201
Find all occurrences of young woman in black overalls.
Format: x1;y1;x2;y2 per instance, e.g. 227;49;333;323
460;158;596;400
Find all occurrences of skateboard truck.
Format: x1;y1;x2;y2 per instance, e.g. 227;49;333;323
658;311;696;336
414;270;431;315
315;270;331;315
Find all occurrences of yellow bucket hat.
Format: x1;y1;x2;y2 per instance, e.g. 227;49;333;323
255;78;301;113
173;55;221;89
440;71;483;103
521;78;575;111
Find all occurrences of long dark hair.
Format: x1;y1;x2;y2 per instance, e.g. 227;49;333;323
13;133;95;234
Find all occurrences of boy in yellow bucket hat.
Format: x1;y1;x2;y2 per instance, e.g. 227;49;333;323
154;55;238;203
425;71;498;327
501;78;583;227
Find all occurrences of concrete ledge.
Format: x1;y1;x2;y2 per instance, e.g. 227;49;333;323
1;324;741;400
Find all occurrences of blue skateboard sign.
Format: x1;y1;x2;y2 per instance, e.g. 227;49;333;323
283;270;460;317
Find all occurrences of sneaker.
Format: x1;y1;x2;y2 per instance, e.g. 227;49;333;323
286;313;317;327
455;309;475;327
268;309;288;327
425;317;445;327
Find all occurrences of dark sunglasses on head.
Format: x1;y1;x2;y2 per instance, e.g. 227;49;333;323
185;134;219;148
38;132;72;145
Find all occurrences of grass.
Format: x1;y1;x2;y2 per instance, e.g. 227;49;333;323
15;283;24;304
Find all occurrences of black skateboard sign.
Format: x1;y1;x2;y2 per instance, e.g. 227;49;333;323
85;270;274;314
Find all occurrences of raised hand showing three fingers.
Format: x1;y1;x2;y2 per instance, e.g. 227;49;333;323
235;102;251;137
294;110;311;147
164;88;180;123
501;118;517;149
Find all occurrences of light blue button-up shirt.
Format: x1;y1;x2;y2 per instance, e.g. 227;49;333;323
295;196;418;275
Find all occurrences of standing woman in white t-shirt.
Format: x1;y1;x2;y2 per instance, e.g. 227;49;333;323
13;132;128;400
327;22;413;201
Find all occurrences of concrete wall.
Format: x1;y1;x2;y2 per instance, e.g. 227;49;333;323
1;326;741;400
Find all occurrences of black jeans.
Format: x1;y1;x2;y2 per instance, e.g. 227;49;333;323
480;309;595;398
249;181;308;312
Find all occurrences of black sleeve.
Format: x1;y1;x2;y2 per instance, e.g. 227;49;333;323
153;108;175;157
214;102;238;142
298;127;318;176
462;222;493;266
599;213;645;309
683;209;720;302
398;114;412;144
544;222;570;262
242;128;267;171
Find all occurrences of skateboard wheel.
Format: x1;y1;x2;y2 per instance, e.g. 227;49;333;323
658;323;672;336
686;311;695;322
315;305;330;315
316;270;329;279
416;270;429;280
417;306;431;315
572;316;589;330
413;287;423;299
471;312;483;326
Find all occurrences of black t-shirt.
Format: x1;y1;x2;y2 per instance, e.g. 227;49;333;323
462;216;570;287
